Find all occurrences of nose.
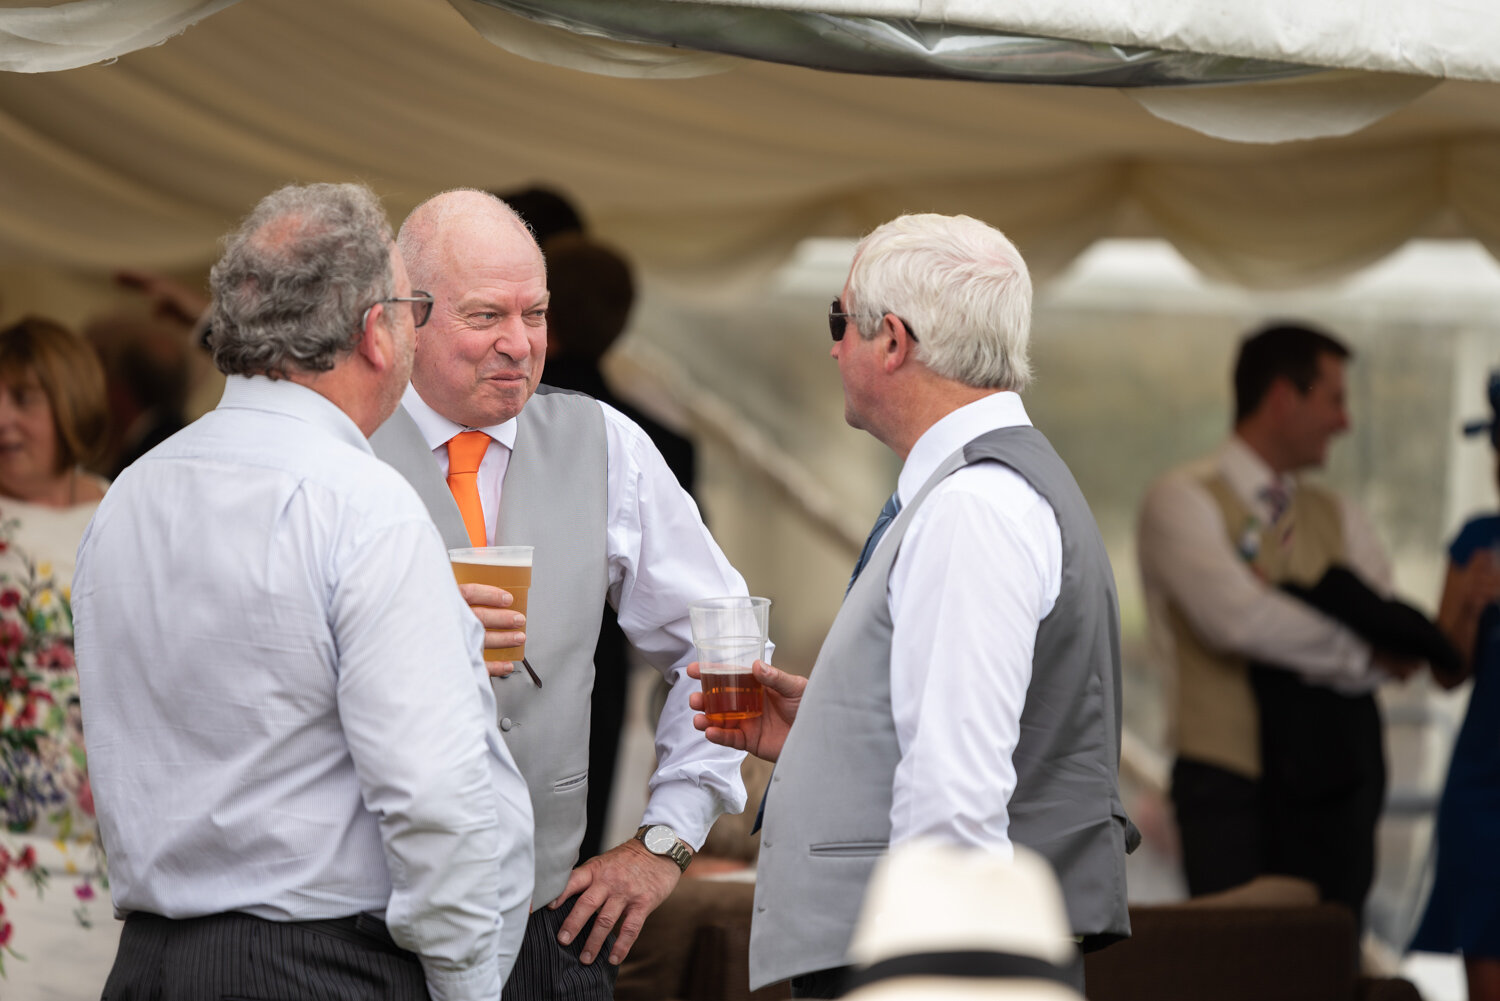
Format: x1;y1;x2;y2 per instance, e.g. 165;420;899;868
490;317;535;360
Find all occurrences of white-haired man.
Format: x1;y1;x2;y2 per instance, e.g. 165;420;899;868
369;189;751;1001
692;214;1136;997
75;182;535;1001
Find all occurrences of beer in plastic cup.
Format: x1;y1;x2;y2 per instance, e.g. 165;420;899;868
689;596;771;725
695;636;766;725
449;546;532;663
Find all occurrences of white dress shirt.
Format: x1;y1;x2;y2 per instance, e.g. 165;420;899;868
74;376;535;1001
879;392;1062;856
1137;435;1391;710
401;384;749;846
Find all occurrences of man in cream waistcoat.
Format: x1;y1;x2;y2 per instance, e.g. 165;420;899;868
370;189;750;1001
1137;323;1417;923
691;214;1136;997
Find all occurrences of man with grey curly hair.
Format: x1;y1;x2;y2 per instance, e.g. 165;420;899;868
207;182;398;380
692;213;1136;997
75;181;535;1001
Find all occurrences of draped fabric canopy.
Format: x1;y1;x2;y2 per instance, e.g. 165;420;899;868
0;0;1497;301
1;1;1492;868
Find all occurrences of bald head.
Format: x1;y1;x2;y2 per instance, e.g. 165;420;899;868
400;188;552;429
398;188;540;293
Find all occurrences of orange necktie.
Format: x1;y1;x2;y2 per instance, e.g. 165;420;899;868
446;430;492;547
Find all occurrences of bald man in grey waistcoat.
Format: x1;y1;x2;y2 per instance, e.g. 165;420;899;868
371;189;751;1001
691;213;1138;998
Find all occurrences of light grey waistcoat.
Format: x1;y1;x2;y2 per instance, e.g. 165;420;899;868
371;387;609;903
750;426;1135;990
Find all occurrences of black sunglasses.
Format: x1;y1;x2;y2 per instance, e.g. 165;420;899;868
828;298;917;343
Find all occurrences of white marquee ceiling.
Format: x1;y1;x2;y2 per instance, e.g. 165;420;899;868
0;0;1497;297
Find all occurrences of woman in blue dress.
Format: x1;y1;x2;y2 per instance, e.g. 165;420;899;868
1411;373;1500;1001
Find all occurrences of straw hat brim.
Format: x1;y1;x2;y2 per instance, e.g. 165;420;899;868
844;975;1082;1001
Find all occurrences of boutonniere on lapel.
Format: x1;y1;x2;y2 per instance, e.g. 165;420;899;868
1237;517;1262;564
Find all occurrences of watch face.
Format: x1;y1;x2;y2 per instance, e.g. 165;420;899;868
643;825;676;853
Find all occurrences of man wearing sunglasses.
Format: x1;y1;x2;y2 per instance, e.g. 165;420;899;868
691;214;1136;997
371;188;752;1001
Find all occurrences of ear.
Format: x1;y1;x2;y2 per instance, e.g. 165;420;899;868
355;304;395;373
1263;375;1303;417
879;313;917;374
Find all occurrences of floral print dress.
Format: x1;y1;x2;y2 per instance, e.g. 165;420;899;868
0;494;118;988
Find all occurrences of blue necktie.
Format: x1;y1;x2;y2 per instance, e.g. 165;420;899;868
847;491;901;595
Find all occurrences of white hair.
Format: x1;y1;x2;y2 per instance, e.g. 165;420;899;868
847;213;1032;391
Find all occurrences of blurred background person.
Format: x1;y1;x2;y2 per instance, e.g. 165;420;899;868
1137;322;1417;929
496;185;587;249
541;234;696;495
83;310;191;478
1409;371;1500;1001
0;316;116;993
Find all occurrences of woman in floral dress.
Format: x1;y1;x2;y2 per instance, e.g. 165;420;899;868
0;316;116;996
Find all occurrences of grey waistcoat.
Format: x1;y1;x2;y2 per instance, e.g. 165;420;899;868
371;387;609;903
750;426;1134;990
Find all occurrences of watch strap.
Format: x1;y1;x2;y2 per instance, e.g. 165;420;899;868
633;824;693;873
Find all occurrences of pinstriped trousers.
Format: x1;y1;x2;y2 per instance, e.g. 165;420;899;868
100;911;427;1000
502;897;617;1001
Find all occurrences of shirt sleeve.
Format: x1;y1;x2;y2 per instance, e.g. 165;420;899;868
598;403;749;847
1137;470;1372;685
331;514;535;1000
885;465;1059;852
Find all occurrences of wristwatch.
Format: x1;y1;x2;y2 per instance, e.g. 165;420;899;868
633;824;693;873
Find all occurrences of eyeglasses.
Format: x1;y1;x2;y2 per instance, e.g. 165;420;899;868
828;298;917;343
363;291;434;330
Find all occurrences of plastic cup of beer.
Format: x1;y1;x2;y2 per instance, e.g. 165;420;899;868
695;636;766;725
449;546;532;663
689;596;771;726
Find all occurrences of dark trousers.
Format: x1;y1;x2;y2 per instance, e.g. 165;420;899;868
102;911;426;1000
1252;668;1385;926
1171;757;1264;896
1173;677;1385;928
504;895;618;1001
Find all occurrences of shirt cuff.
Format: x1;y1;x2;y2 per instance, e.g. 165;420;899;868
641;779;727;850
422;953;502;1001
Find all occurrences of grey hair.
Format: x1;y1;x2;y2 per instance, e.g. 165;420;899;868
207;182;395;378
848;213;1033;392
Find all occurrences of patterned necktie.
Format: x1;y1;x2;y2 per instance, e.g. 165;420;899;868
446;430;492;547
1260;481;1291;525
847;491;902;595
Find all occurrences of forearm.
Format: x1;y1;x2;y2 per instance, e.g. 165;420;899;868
1435;563;1484;685
1140;477;1372;683
643;666;748;847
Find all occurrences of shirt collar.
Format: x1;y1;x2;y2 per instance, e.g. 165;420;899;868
1220;434;1296;508
217;374;372;454
897;392;1032;505
400;383;518;452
